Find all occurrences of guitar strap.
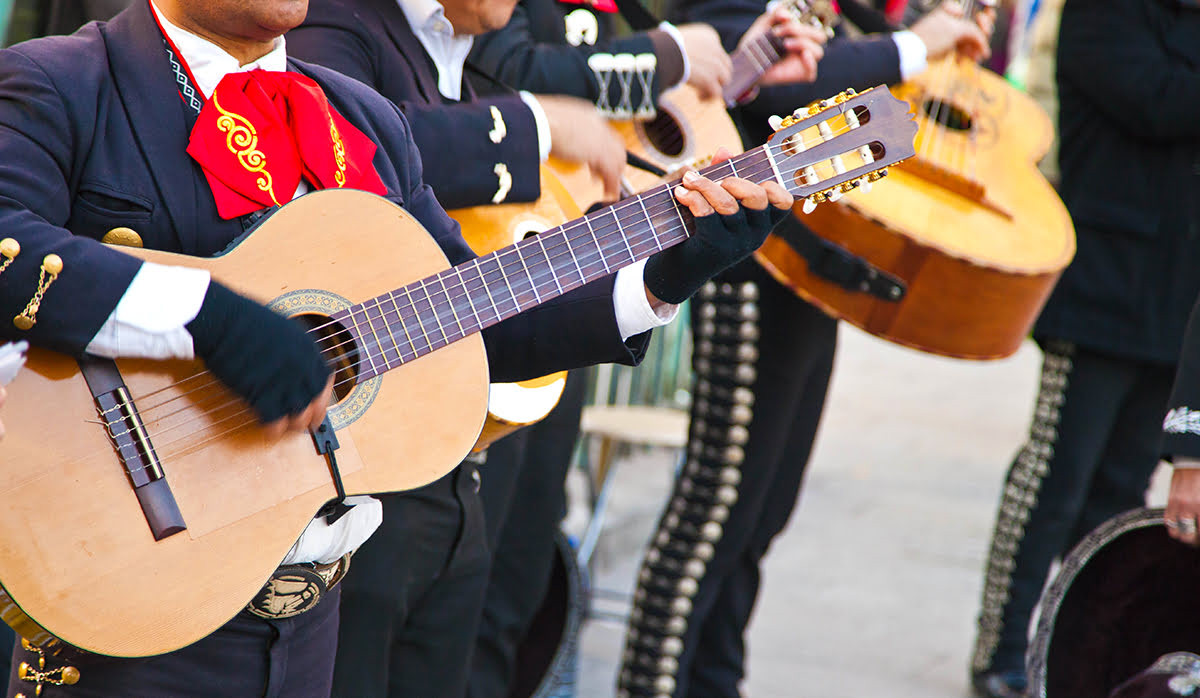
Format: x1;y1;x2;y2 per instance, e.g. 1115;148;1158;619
772;215;907;301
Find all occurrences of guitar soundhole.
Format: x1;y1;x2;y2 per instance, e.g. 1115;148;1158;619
294;313;359;402
921;99;973;132
640;110;687;158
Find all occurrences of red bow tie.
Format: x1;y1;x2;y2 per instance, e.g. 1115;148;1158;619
187;70;387;220
558;0;618;13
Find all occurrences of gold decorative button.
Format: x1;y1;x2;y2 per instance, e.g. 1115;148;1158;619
0;237;19;258
101;226;143;248
61;665;80;684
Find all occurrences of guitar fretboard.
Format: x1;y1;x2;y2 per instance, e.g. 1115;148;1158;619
722;32;786;107
337;148;774;380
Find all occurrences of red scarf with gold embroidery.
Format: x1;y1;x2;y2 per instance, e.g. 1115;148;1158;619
187;70;387;220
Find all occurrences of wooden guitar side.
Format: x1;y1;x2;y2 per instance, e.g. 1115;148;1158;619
0;191;489;656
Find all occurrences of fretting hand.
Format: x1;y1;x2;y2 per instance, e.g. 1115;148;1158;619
537;94;626;202
644;149;793;305
186;280;334;439
741;6;828;87
677;23;734;100
1166;459;1200;546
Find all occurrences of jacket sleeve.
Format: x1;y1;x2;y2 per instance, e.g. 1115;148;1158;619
1164;294;1200;460
468;1;682;116
382;96;648;381
1057;0;1200;144
287;15;542;209
0;47;141;354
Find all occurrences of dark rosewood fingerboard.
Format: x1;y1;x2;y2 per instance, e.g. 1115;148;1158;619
722;32;787;107
335;149;773;380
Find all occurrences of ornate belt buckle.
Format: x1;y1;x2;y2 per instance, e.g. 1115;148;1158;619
246;555;350;620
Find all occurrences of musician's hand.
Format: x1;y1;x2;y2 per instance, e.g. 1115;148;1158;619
538;94;625;201
742;7;827;88
910;3;992;63
0;386;6;440
677;24;733;100
1166;461;1200;546
186;280;333;436
644;149;792;304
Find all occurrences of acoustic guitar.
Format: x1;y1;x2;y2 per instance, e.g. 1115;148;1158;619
552;0;838;209
756;53;1076;360
0;87;913;657
448;167;580;450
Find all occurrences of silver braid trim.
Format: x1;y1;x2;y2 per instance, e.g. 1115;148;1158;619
618;280;759;697
587;52;657;120
971;340;1075;673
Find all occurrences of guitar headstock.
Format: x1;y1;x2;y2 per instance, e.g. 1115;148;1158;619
765;85;917;213
780;0;840;38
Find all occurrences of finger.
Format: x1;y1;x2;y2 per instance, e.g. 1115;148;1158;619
674;184;716;217
721;178;769;211
763;181;794;210
711;146;732;165
695;73;721;101
681;171;739;215
305;378;336;432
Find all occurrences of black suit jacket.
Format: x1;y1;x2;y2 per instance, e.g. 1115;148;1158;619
0;0;644;381
288;0;542;210
1034;0;1200;363
672;0;902;148
468;0;681;105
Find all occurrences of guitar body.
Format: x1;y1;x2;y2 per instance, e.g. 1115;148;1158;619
0;191;489;656
756;60;1075;360
449;166;577;450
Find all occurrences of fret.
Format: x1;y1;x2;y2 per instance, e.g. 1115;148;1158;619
635;193;661;252
559;227;587;288
476;254;521;318
581;215;612;274
591;206;636;269
511;243;543;306
400;285;436;354
452;265;484;332
368;297;404;369
469;258;505;324
415;278;449;347
347;304;382;376
434;272;467;341
534;234;564;296
384;290;420;362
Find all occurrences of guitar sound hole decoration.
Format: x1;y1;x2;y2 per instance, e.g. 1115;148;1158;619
269;289;381;430
637;104;690;160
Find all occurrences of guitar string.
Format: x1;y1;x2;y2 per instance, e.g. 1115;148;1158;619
102;122;875;446
96;121;885;454
921;0;983;169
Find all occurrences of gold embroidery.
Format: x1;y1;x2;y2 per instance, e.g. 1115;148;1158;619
17;639;80;695
212;92;280;206
330;117;348;187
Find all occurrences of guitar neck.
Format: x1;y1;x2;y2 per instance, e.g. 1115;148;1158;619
722;32;786;107
338;148;773;380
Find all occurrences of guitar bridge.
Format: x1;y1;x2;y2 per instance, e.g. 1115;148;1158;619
78;355;187;541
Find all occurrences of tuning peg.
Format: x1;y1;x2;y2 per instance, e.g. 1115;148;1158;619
802;198;818;214
768;115;784;131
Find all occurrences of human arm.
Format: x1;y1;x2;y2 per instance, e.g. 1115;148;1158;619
1162;294;1200;544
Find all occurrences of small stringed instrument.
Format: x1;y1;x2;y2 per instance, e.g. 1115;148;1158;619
552;0;838;209
0;87;913;657
448;167;580;450
756;10;1075;360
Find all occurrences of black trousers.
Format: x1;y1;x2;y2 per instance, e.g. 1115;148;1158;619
469;370;588;698
674;261;838;697
7;586;340;697
972;340;1174;677
333;465;490;698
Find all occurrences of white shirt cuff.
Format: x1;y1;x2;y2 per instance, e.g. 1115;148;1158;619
657;21;690;89
892;30;929;82
519;91;552;162
281;496;383;565
85;262;211;360
614;259;679;340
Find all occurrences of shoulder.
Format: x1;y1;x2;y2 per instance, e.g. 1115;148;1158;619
0;24;109;86
290;58;413;146
301;0;375;30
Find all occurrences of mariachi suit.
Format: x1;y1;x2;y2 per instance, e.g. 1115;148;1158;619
0;2;648;696
617;3;907;696
288;0;544;211
465;3;686;696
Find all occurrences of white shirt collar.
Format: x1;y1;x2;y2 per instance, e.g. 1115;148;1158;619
396;0;473;100
150;1;289;99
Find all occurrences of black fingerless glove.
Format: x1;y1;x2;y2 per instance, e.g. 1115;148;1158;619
186;281;331;423
644;204;787;304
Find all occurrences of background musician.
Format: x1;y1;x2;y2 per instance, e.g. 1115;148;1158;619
463;4;825;698
970;1;1200;694
614;2;992;696
0;0;791;695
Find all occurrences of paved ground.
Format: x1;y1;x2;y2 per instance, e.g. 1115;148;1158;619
566;324;1170;698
